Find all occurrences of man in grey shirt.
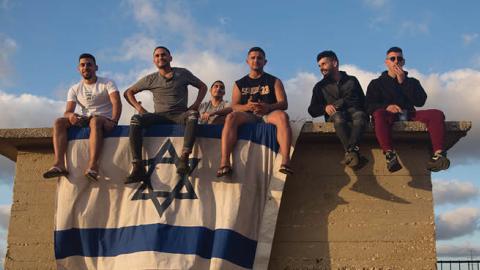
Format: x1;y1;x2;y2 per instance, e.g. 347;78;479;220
198;80;232;124
124;46;207;184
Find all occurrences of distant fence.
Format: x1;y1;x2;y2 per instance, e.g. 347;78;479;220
437;260;480;270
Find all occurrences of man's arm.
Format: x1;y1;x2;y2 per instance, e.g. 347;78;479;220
270;78;288;111
252;78;288;115
212;106;233;116
109;91;122;122
308;84;326;118
63;101;81;125
365;80;390;115
400;78;427;107
124;87;147;114
188;80;208;111
231;83;253;112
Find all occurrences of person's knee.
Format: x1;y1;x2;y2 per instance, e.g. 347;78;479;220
89;116;103;130
330;113;346;125
54;117;69;130
430;109;445;121
186;110;199;122
372;109;388;121
224;112;239;127
130;114;143;126
352;111;367;126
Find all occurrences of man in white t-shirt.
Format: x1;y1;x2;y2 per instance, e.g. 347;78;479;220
43;53;122;181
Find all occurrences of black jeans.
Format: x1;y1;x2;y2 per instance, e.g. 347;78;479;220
129;110;199;162
329;108;367;151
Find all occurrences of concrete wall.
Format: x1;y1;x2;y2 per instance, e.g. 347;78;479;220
0;122;471;270
268;121;470;269
6;149;56;270
269;139;435;269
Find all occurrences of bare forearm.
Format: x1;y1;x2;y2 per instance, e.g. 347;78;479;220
213;107;233;116
232;103;250;112
191;84;208;110
111;103;121;122
269;101;288;111
124;90;143;111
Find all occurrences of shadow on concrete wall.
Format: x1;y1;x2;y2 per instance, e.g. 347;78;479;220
268;133;434;269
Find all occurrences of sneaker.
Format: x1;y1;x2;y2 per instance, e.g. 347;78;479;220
345;146;360;168
426;151;450;172
385;150;402;172
177;156;190;175
125;166;147;184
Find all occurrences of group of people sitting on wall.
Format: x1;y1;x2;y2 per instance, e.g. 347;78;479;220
42;45;450;184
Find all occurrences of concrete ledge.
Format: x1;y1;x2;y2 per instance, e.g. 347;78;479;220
300;121;471;151
0;121;472;161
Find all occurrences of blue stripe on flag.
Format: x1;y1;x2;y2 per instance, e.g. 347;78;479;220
55;224;257;269
67;123;279;152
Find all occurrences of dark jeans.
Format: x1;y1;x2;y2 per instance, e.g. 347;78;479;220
329;108;368;151
129;110;199;162
372;108;445;153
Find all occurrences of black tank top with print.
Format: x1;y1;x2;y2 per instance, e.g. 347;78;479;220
235;72;278;106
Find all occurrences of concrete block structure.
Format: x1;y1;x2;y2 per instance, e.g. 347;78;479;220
0;121;471;269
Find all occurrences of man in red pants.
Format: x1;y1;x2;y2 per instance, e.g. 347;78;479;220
366;47;450;172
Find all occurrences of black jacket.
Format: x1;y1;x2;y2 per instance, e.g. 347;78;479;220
365;71;427;115
308;71;365;119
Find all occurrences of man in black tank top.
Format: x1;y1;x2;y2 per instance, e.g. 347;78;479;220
216;47;294;177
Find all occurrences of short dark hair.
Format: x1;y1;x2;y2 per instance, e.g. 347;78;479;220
316;50;338;63
79;53;96;64
153;46;171;55
248;47;265;57
210;80;225;89
387;47;403;54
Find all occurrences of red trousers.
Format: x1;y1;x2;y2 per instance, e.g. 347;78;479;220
372;109;446;153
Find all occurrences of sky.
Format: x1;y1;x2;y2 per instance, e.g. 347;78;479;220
0;0;479;266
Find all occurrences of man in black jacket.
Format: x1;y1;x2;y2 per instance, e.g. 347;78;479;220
308;50;368;168
366;47;449;172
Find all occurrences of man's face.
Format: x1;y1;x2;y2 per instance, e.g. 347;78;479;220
153;48;172;69
210;82;225;98
246;51;266;71
78;58;97;80
385;51;405;72
318;57;337;78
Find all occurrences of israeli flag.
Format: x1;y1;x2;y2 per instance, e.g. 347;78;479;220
54;123;293;270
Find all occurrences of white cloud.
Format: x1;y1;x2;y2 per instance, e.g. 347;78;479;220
399;21;429;36
436;207;480;240
413;68;480;162
115;34;157;62
437;242;480;258
284;71;318;121
0;205;10;230
462;33;479;45
0;156;14;184
0;91;64;128
0;34;17;85
433;179;480;205
125;0;245;55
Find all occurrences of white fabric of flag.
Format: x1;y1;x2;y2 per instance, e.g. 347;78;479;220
54;123;298;270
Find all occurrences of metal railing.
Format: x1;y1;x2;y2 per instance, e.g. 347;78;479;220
437;260;480;270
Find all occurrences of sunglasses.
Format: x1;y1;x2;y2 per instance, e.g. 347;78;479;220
388;56;404;62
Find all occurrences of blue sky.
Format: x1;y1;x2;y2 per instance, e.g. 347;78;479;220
0;0;479;265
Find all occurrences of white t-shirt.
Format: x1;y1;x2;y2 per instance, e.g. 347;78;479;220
67;77;119;119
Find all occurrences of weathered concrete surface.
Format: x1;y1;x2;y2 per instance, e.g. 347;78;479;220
0;122;471;270
269;121;471;269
